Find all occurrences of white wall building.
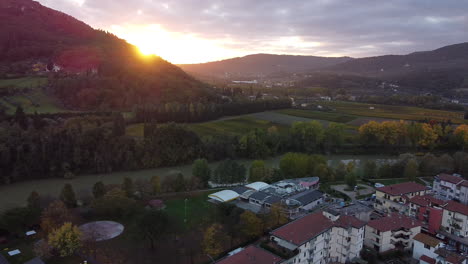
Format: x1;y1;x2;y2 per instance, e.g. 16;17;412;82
412;233;444;264
433;174;468;205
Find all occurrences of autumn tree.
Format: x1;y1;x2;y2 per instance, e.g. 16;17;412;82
92;181;106;199
27;191;41;209
454;124;468;149
40;200;74;235
239;211;263;239
362;160;377;179
203;223;228;257
150;175;162;194
59;184;77;208
192;159;211;188
48;222;82;257
138;210;170;249
268;203;288;228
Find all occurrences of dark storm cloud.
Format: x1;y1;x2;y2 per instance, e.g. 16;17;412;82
38;0;468;57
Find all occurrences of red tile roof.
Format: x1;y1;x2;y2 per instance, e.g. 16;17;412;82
409;195;446;207
334;215;366;229
420;255;436;264
271;211;334;246
414;233;442;248
435;248;467;264
444;200;468;216
367;213;422;232
216;245;282;264
376;182;427;196
437;174;465;185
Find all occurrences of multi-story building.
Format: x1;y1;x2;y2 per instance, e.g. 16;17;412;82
270;211;365;264
364;213;422;253
412;233;444;264
439;201;468;253
374;182;428;214
408;195;447;234
434;248;467;264
215;245;283;264
433;173;468;204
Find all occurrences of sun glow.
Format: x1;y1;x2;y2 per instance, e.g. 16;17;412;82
109;24;243;64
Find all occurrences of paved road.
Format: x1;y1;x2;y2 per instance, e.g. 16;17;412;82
331;184;375;201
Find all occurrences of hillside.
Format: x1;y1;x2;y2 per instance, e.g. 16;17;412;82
327;42;468;76
179;54;352;77
0;0;213;111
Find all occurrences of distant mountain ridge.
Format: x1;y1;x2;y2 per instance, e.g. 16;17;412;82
179;54;353;77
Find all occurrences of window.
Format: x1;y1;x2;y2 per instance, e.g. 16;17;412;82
424;244;431;249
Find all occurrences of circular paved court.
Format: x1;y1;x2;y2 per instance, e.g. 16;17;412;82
79;221;124;241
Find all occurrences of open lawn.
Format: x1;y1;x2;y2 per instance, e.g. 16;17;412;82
164;190;218;230
276;109;357;123
247;111;326;126
0;77;47;89
321;101;466;124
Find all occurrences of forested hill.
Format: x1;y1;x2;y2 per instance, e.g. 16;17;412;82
179;54;353;77
0;0;214;109
327;42;468;77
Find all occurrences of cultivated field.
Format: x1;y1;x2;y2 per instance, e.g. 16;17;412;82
321;101;466;124
275;109;356;123
0;77;48;89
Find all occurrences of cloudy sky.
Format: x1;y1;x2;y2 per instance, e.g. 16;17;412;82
37;0;468;64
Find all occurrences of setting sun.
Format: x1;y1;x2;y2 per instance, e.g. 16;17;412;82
110;24;243;64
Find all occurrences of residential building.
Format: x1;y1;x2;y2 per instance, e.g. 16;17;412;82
434;248;467;264
215;245;282;264
408;195;447;234
270;211;365;264
325;202;374;222
412;233;444;263
433;174;468;204
439;201;468;253
374;182;428;214
364;213;422;253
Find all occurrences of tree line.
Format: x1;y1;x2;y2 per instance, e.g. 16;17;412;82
1;107;467;185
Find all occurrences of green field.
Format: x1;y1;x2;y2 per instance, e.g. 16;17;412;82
126;116;289;138
321;101;466;124
0;77;68;114
276;109;357;123
164;190;218;229
0;77;48;89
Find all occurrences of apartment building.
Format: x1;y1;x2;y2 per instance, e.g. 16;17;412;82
434;248;467;264
364;213;422;253
433;174;468;205
439;201;468;253
270;211;365;264
374;182;428;214
215;245;283;264
408;195;447;234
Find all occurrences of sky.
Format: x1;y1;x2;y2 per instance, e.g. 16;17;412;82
37;0;468;64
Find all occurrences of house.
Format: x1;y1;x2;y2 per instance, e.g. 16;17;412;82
439;201;468;253
215;245;282;264
434;248;467;264
0;254;10;264
364;213;422;253
270;211;365;264
408;195;447;234
433;174;468;204
374;182;428;214
412;233;444;263
286;190;324;211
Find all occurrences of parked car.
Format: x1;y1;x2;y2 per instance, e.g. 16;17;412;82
374;183;385;188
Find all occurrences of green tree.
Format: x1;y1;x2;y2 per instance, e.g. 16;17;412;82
48;222;82;257
291;121;325;152
362;160;377;179
138;210;170;249
212;160;246;184
192;159;211;188
249;160;267;182
325;122;346;149
404;159;419;181
173;173;186;192
345;171;357;188
0;207;40;235
60;184;77;208
92;181;106;199
122;177;134;197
